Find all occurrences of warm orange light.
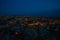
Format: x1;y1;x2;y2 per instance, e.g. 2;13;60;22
15;32;19;35
27;23;34;26
39;22;45;26
34;22;39;25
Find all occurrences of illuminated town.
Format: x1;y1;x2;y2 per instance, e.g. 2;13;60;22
0;16;60;40
0;16;60;30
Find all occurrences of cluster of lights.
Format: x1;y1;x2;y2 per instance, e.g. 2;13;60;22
0;16;60;31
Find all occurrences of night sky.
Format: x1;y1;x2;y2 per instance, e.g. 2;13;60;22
0;0;60;16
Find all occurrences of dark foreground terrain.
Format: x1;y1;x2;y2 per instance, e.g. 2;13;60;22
0;16;60;40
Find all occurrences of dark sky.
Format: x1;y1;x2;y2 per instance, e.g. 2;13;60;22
0;0;60;16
